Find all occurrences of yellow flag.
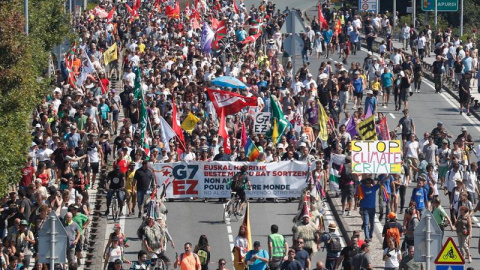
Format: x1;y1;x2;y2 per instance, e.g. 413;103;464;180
103;43;118;66
318;102;329;141
357;115;378;140
272;118;279;146
181;112;200;134
242;202;252;251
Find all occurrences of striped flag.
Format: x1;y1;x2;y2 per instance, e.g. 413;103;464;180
244;138;260;161
212;20;227;50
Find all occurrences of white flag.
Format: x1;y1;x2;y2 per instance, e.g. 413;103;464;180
159;116;177;152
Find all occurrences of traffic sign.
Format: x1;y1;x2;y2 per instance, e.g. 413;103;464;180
421;0;458;12
37;211;69;264
279;11;306;34
434;237;465;265
413;209;443;262
283;35;305;56
358;0;377;13
436;265;464;270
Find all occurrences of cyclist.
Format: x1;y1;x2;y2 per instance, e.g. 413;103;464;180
229;165;252;214
104;166;126;217
130;250;150;270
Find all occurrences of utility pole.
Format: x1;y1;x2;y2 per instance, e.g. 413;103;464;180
393;0;396;39
434;0;438;29
460;0;464;36
412;0;416;28
24;0;28;34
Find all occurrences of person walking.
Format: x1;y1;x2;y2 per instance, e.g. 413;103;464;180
268;225;288;270
358;176;380;242
278;249;302;270
322;223;341;270
454;206;472;263
399;246;425;270
133;160;154;218
174;242;201;270
351;243;372;270
245;241;269;270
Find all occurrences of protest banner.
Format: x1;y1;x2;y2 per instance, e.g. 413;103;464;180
351;140;402;174
151;161;309;198
253;112;270;134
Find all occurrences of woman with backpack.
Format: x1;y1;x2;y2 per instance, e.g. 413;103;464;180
455;205;472;263
194;235;211;270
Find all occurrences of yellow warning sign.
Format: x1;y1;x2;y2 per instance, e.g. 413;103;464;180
434;237;465;264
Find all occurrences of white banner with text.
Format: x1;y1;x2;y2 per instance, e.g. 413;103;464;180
151;161;310;198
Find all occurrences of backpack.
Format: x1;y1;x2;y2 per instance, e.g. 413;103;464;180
327;234;342;252
385;223;401;247
197;249;208;265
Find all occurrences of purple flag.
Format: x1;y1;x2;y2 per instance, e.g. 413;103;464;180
365;104;373;119
201;22;214;54
345;116;358;138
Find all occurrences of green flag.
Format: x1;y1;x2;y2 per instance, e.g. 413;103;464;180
134;67;142;99
267;95;288;144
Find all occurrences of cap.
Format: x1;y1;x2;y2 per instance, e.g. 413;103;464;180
114;259;123;265
442;139;449;144
399;71;405;77
461;126;467;131
277;143;284;149
299;142;307;147
437;121;443;125
200;136;207;140
111;89;116;93
307;73;313;77
354;71;360;75
388;212;396;220
20;220;28;226
319;73;328;80
328;222;337;230
31;142;37;147
365;90;373;95
35;124;41;128
253;241;261;247
368;51;373;55
114;223;121;229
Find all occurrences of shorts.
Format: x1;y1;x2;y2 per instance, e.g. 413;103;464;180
137;189;148;207
438;165;449;178
339;91;349;105
384;86;392;95
400;89;409;101
233;188;246;202
112;110;119;121
90;162;99;174
353;91;363;99
402;133;412;141
341;185;354;203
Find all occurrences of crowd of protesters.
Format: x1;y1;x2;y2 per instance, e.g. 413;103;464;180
8;0;480;269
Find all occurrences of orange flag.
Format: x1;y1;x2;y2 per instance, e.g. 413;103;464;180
242;202;252;250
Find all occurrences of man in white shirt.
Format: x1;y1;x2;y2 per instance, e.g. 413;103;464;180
180;146;196;161
404;134;420;180
417;32;427;60
303;74;317;92
402;23;411;50
123;67;136;89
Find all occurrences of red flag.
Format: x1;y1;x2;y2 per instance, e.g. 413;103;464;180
206;88;258;115
133;0;141;10
125;4;138;21
218;109;231;154
336;19;342;34
318;4;328;29
172;100;186;150
211;17;220;29
191;18;201;29
106;6;115;21
212;20;227;50
240;122;247;147
232;0;239;14
165;0;181;18
239;32;261;44
378;117;391;140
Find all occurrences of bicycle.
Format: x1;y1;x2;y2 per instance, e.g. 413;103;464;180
223;192;245;222
111;189;120;222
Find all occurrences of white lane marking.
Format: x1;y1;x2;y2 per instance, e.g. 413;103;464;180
223;205;235;262
389;113;396;119
322;200;347;247
374;216;383;238
472;215;480;227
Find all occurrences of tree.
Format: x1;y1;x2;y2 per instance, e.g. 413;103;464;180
0;0;71;195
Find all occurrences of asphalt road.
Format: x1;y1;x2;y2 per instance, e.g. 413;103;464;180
100;6;480;270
